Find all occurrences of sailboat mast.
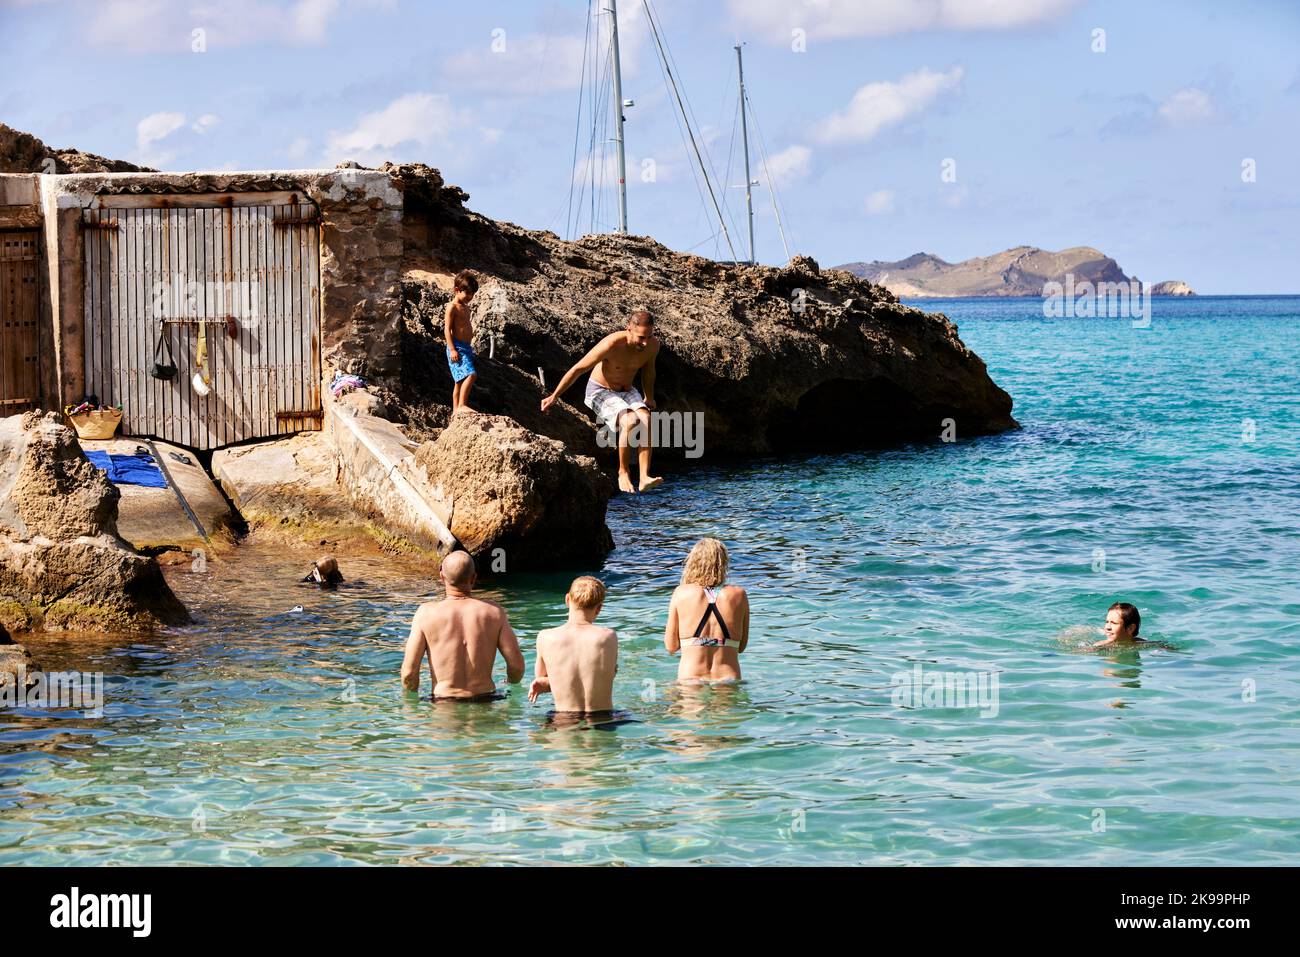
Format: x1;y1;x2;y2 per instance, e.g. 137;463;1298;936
736;42;754;264
608;0;629;234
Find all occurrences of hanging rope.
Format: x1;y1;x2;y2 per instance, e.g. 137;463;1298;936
564;0;595;240
640;0;737;262
746;85;796;262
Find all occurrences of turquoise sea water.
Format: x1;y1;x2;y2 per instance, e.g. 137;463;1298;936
3;295;1298;865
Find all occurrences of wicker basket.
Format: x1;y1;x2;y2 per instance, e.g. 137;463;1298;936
68;408;123;440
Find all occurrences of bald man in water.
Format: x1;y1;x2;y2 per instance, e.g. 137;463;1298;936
400;552;525;700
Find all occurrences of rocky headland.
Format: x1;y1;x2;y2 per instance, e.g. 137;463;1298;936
211;162;1017;571
836;246;1137;298
389;163;1017;457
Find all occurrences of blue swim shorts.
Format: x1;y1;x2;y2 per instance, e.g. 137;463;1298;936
447;339;477;383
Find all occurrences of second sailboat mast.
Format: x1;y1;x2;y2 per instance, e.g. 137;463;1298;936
608;0;629;234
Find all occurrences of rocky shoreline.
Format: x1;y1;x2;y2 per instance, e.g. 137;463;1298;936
389;163;1017;459
0;140;1018;634
0;412;188;635
204;162;1017;574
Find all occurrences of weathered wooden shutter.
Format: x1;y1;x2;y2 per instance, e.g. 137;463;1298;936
82;198;322;450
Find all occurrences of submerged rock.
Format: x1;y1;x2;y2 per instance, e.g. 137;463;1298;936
414;413;613;568
0;412;188;634
0;636;39;689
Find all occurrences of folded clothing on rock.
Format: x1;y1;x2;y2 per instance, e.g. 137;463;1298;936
330;372;366;397
84;450;169;489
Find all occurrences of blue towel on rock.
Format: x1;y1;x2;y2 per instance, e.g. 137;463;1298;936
84;450;168;489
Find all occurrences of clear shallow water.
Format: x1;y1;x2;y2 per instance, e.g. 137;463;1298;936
3;296;1299;865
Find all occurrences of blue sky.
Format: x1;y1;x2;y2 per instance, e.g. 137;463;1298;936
2;0;1297;292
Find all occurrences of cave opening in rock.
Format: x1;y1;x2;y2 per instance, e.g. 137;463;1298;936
770;377;936;451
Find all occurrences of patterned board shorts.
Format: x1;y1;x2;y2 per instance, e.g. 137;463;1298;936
584;380;647;434
447;339;477;383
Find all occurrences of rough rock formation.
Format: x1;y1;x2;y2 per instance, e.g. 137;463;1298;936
0;122;152;174
213;430;354;534
1149;280;1195;296
414;414;613;567
5;129;1018;568
836;246;1136;299
390;163;1017;455
0;412;188;633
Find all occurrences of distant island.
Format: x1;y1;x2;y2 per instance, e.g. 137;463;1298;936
1147;280;1196;296
834;246;1192;299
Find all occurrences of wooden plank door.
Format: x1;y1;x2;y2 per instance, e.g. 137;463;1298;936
82;202;322;450
0;230;41;415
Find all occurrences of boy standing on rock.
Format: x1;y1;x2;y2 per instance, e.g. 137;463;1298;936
445;270;480;412
540;310;664;493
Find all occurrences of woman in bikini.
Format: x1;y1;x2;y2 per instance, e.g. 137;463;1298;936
664;537;750;683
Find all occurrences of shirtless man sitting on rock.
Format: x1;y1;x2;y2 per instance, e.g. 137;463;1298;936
540;309;664;493
400;552;525;701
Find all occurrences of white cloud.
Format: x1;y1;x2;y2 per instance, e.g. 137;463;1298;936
324;92;490;167
764;144;812;185
444;34;590;95
572;151;620;187
137;111;186;147
442;4;649;95
815;67;964;144
136;111;187;165
284;0;342;43
86;0;369;52
727;0;1077;41
864;189;896;215
942;184;969;208
192;113;221;133
1158;87;1216;125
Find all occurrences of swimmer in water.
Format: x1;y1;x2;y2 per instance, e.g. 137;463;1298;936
1094;602;1147;648
664;537;749;683
302;554;344;588
400;551;525;701
529;576;621;720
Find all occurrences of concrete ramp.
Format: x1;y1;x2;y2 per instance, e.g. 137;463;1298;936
80;438;231;552
326;398;457;553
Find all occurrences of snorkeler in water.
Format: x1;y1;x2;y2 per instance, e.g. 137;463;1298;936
1094;602;1147;648
302;555;344;588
